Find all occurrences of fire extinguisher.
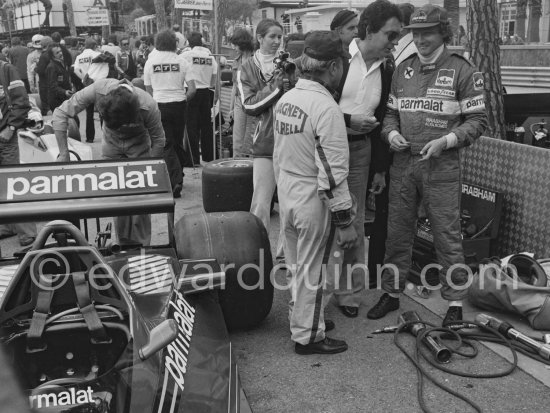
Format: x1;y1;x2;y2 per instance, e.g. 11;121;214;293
530;119;549;148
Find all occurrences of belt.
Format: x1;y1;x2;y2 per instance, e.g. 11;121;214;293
157;100;186;106
347;134;367;142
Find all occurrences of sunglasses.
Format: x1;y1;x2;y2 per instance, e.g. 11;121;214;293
121;42;129;46
382;30;401;42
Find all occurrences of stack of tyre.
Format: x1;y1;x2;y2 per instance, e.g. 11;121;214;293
176;159;274;331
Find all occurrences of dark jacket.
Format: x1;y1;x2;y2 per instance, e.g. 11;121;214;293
7;45;29;80
35;51;50;85
337;57;394;173
0;61;30;132
46;59;71;111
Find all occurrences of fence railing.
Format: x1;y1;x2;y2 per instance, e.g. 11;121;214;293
501;66;550;91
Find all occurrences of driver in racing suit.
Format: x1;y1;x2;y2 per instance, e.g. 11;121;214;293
52;79;165;246
366;4;487;326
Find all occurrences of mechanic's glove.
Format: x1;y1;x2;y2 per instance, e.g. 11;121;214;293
0;127;14;143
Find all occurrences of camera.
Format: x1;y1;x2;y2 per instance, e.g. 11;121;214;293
273;51;296;74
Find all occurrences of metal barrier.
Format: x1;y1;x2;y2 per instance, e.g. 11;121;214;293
501;66;550;91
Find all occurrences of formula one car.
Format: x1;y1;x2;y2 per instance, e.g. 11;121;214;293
0;159;273;412
18;119;92;164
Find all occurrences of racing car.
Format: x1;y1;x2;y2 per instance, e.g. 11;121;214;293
0;158;273;412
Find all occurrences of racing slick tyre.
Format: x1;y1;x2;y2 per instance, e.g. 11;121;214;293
175;211;274;331
202;158;253;213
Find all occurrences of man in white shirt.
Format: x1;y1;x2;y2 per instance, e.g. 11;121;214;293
181;32;218;164
144;30;197;197
73;38;109;142
173;25;188;50
334;0;402;318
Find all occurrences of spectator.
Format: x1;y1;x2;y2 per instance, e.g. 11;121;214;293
295;16;303;33
237;19;287;260
393;3;417;66
115;37;136;80
7;37;30;92
102;34;121;57
181;32;218;164
27;34;43;93
45;43;73;114
53;79;165;246
229;28;255;157
512;34;524;45
144;29;196;197
73;37;110;142
330;9;358;53
35;35;53;115
334;0;401;318
51;31;72;67
173;24;188;49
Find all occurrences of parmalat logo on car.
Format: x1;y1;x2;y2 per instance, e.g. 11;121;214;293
155;290;196;411
3;165;160;201
29;386;94;409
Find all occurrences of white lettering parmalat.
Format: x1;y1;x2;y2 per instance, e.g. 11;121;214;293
7;165;158;200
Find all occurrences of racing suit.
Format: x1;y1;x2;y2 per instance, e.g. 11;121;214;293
381;48;487;300
52;79;165;246
0;61;36;245
273;79;354;345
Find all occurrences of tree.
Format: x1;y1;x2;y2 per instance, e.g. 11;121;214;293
223;0;256;25
64;0;76;36
153;0;167;30
527;0;542;43
444;0;460;42
466;0;505;140
516;0;527;38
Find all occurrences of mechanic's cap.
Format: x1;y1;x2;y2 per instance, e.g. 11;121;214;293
31;34;43;49
405;4;448;29
303;30;351;61
330;10;357;31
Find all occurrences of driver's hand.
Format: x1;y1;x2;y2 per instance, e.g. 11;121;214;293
336;225;358;250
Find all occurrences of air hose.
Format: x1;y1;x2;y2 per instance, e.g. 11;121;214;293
394;320;519;413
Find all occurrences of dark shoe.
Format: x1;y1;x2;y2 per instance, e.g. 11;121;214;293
339;306;359;318
367;293;399;320
173;184;182;199
295;337;348;355
325;319;335;332
19;237;35;247
443;306;463;326
86;139;94;143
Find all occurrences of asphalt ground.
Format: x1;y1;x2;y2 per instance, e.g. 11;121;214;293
2;112;550;412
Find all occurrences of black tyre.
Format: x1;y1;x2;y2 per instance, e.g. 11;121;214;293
202;158;253;213
175;211;274;331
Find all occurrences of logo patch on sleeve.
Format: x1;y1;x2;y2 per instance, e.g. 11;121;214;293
473;72;484;90
435;69;455;87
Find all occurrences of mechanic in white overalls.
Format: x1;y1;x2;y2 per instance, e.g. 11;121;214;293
273;31;357;355
144;29;196;197
180;32;218;165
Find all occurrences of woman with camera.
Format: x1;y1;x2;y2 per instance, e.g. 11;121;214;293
237;18;290;259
